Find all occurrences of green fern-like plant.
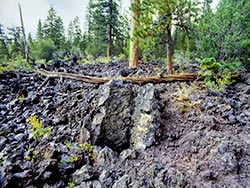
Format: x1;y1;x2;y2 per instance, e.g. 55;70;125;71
66;181;75;188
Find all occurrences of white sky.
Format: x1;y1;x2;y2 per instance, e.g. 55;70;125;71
0;0;218;37
0;0;130;36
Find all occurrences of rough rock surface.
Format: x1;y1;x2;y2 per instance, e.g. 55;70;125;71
0;60;249;188
89;80;135;151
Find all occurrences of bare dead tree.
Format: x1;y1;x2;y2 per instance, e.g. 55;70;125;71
18;3;29;62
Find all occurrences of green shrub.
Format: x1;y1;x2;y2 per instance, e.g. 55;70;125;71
0;57;32;73
95;56;111;64
199;57;241;91
79;142;95;162
32;39;56;62
26;115;51;140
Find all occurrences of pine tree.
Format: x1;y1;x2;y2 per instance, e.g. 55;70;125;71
197;0;250;69
28;33;33;44
43;6;65;49
43;6;57;39
54;16;65;48
67;20;74;43
8;26;23;58
86;0;127;57
27;33;34;61
86;0;106;56
135;0;198;72
67;16;84;56
0;23;10;60
72;16;82;48
36;19;44;41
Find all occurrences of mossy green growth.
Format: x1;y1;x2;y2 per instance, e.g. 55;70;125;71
66;155;78;164
26;115;51;140
199;57;241;91
0;57;32;73
25;147;39;162
16;94;25;101
64;141;71;149
95;56;111;64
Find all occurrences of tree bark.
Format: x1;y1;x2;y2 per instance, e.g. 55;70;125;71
19;4;29;63
129;0;140;68
107;0;112;57
167;24;173;74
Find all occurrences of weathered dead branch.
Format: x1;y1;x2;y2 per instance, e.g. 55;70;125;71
37;69;111;84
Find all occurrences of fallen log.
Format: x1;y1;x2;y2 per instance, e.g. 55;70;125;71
120;74;199;84
37;68;199;85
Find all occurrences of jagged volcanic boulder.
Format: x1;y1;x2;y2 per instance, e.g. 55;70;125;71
90;80;135;152
80;80;165;152
131;84;164;150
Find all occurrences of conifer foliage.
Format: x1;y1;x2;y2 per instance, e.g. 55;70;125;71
197;0;250;69
43;7;65;49
86;0;129;57
0;0;249;73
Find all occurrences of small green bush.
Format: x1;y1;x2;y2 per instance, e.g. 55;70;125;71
199;57;241;91
0;57;32;73
26;115;51;140
32;39;56;62
79;142;95;162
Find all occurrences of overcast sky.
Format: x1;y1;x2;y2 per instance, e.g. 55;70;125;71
0;0;130;36
0;0;218;37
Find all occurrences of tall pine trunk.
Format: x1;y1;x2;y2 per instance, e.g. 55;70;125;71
19;4;28;62
166;24;173;74
107;0;112;57
129;0;140;68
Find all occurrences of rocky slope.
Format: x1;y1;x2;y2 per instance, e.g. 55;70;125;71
0;61;249;188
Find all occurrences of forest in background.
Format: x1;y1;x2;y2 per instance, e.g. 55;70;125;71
0;0;249;73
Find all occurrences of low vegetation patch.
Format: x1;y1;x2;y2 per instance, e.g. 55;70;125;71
0;58;32;73
26;115;51;140
173;83;201;113
199;57;241;91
